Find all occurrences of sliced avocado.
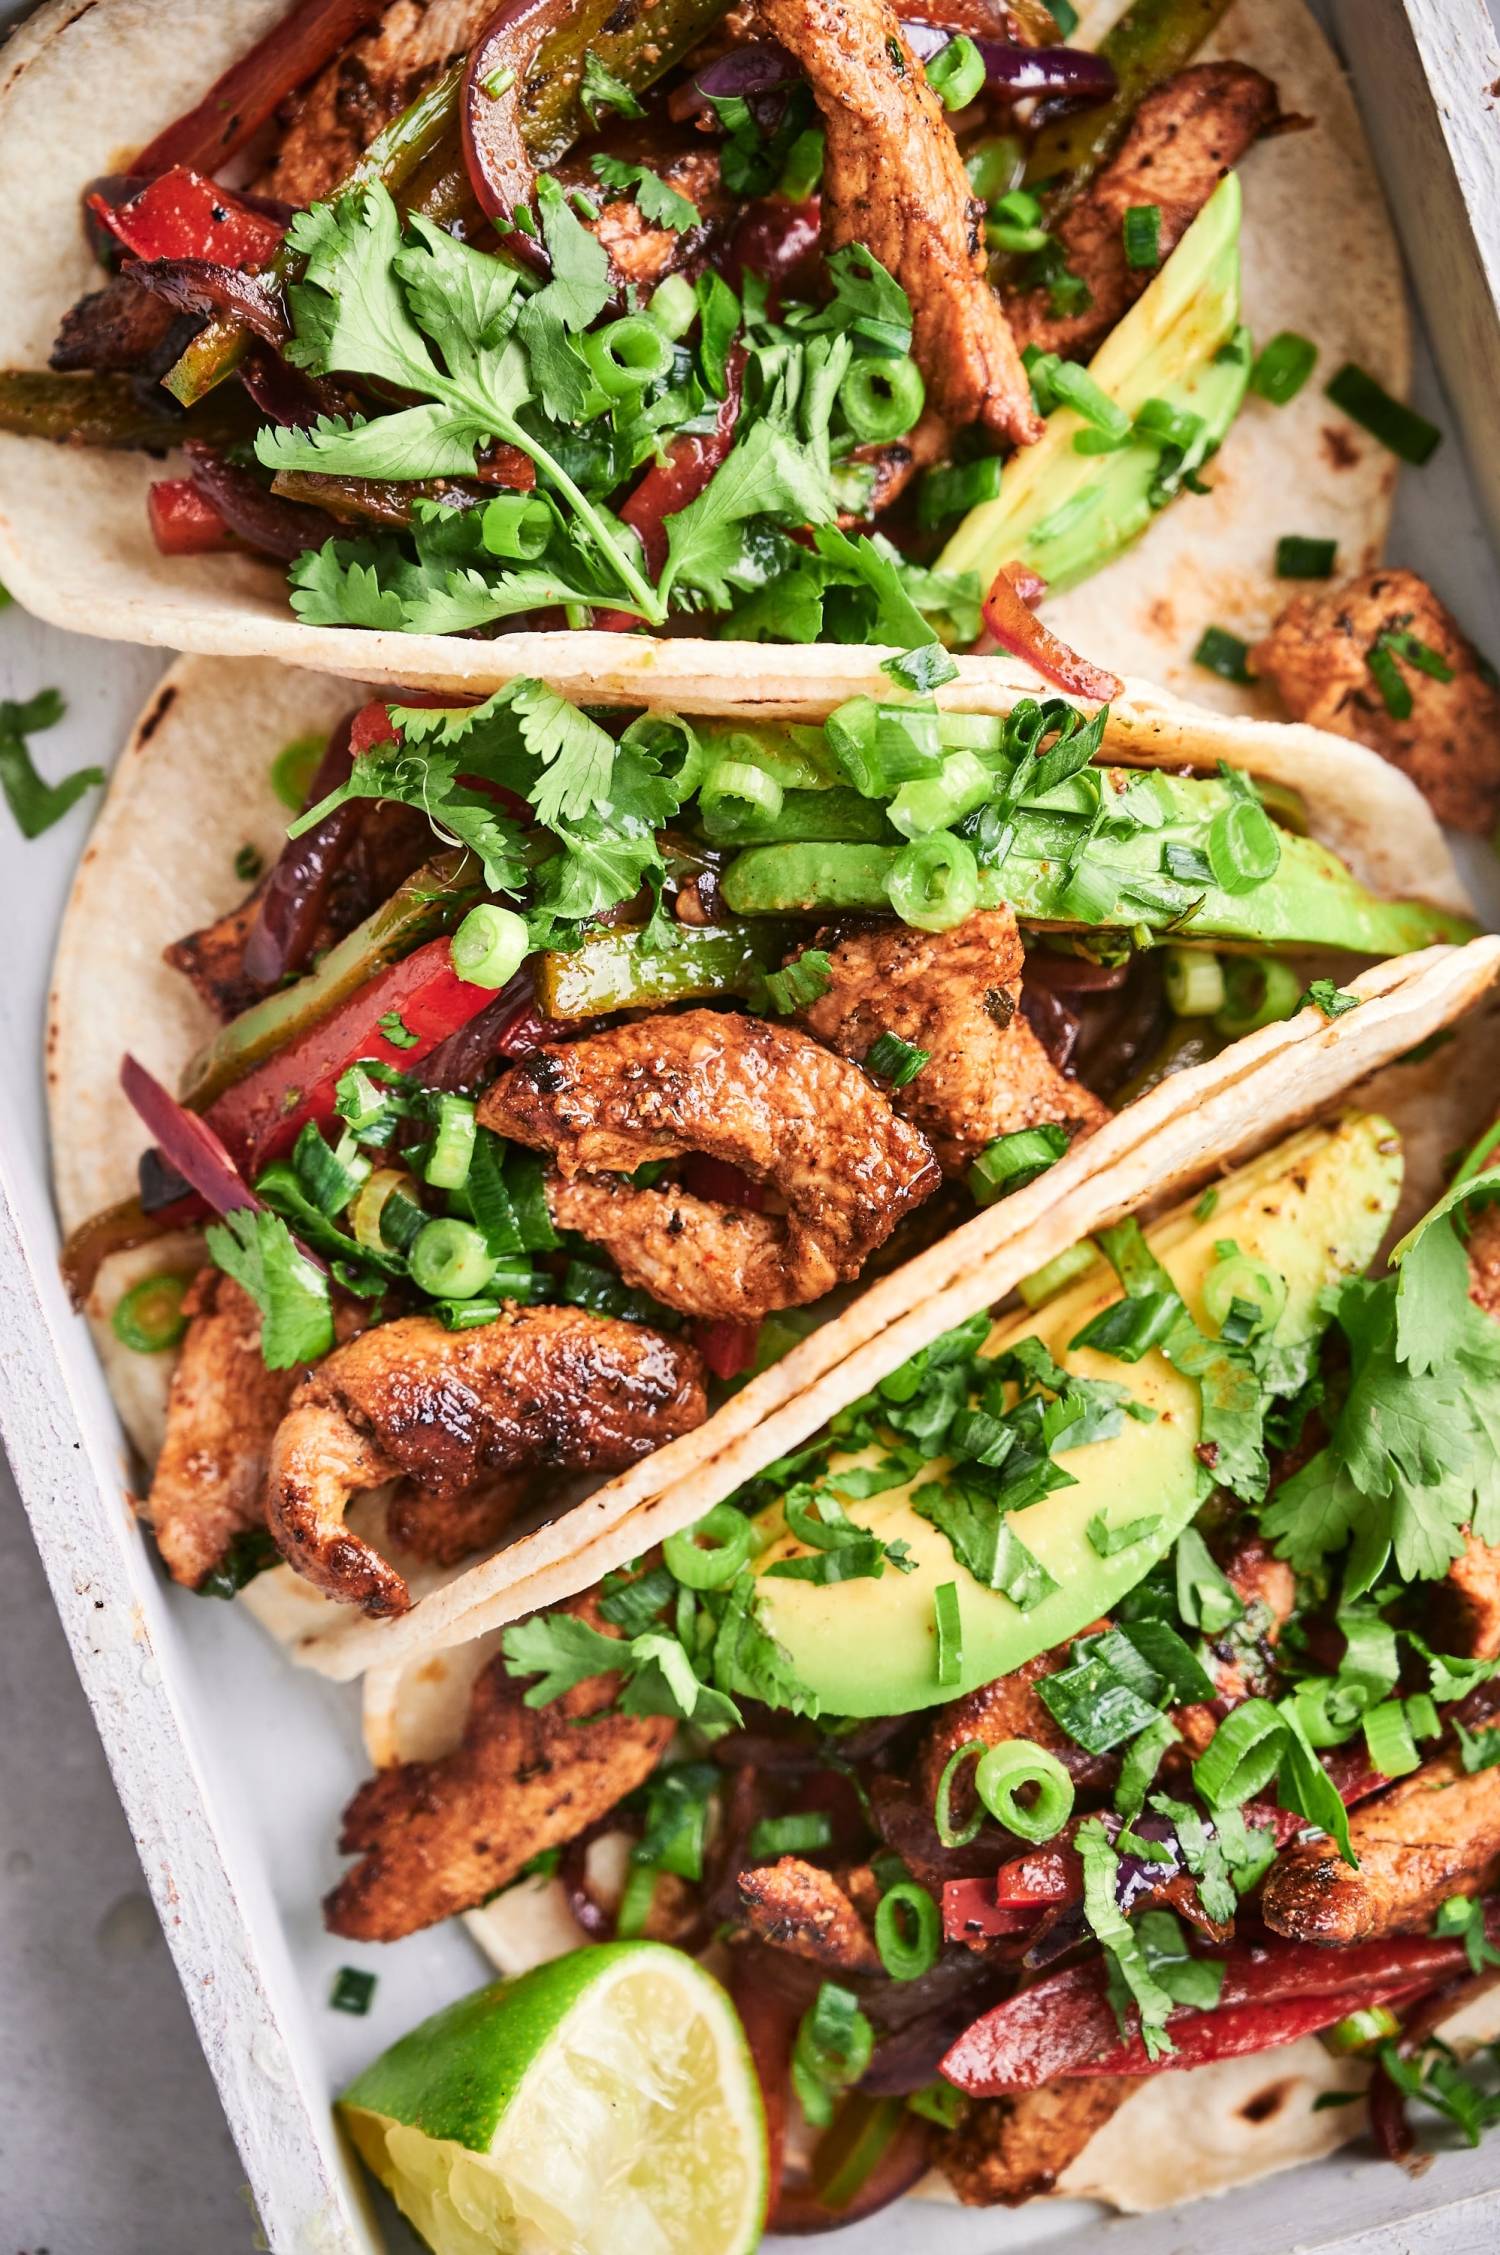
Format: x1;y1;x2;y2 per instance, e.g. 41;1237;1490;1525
937;174;1244;595
751;1112;1402;1717
720;765;1476;955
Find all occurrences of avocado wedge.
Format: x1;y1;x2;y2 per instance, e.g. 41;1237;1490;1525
938;173;1245;595
750;1113;1402;1717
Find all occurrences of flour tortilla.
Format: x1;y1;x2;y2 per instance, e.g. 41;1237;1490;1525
0;0;1399;708
357;999;1500;2215
45;651;1490;1674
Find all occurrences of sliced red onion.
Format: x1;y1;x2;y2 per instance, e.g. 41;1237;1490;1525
132;0;387;177
131;259;289;346
120;1056;259;1219
685;27;1113;114
183;443;340;562
241;719;358;990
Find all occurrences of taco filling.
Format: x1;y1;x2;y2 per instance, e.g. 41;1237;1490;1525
66;674;1470;1620
6;0;1298;656
327;1093;1500;2230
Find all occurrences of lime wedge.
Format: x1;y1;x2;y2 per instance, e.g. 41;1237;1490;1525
338;1942;767;2255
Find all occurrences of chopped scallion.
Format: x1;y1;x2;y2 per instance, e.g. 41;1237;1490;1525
1275;535;1338;580
1325;362;1442;465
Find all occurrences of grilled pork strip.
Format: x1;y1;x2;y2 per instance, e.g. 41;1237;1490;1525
481;1011;941;1319
797;908;1109;1175
1252;568;1500;833
938;2077;1135;2205
1006;64;1280;362
265;1305;707;1614
736;1856;883;1973
327;1597;672;1940
757;0;1041;446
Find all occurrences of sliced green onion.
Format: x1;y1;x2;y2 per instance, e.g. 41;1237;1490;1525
1122;203;1161;269
918;454;1002;530
270;733;327;811
887;831;979;931
779;125;825;203
1275;534;1338;580
451;902;529;990
645;271;697;339
1207;795;1281;894
748;1811;834;1861
351;1166;418;1254
934;1580;963;1687
1249;331;1317;406
1017;1240;1099;1308
423;1094;477;1191
701;757;784;832
1381;628;1455;683
507;1149;560;1252
839;354;926;443
234;843;264;884
965;133;1023;202
1163;946;1225;1017
825;697;885;797
1203;1250;1287;1339
582;314;674;396
1213;954;1301;1038
1192;626;1253;684
973;1739;1074;1843
1407;1692;1442;1743
813;2094;908;2211
969;1122;1069;1206
934;1740;986;1848
864;1030;931;1086
908;2079;967;2129
480;493;552;561
1321;2004;1401;2057
1325;362;1442;465
1362;1698;1421;1779
408;1217;496;1299
794;1985;874;2129
881;642;959;695
927;33;985;109
111;1272;190;1354
664;1502;755;1591
329;1967;377;2015
1191;1697;1285;1808
615;1862;659;1939
874;1882;942;1980
889;746;992;840
1365;640;1412;719
1031;354;1131;446
875;699;943;781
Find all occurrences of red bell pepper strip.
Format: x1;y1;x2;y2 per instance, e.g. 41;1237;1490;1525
148;478;236;556
694;1318;762;1381
205;937;500;1172
131;0;387;177
941;1930;1490;2094
1072;1982;1436;2080
993;1845;1082;1909
943;1879;1040;1945
88;169;285;269
981;562;1123;703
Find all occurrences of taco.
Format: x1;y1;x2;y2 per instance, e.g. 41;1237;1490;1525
0;0;1413;715
47;641;1478;1670
326;941;1500;2241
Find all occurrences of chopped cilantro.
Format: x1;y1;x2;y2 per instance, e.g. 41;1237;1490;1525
579;52;645;124
0;689;102;838
591;155;701;233
205;1207;334;1369
377;1009;419;1050
1298;980;1360;1020
760;948;833;1015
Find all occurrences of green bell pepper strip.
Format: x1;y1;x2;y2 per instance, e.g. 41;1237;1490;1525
0;370;256;450
698;788;895;847
178;848;482;1111
534;919;795;1018
162;59;467;406
719;768;1476;957
1023;0;1240;199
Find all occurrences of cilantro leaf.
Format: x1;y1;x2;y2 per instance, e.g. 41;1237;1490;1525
508;679;617;825
205;1209;333;1369
0;689;102;838
501;1609;740;1733
592;155;701;233
527;173;611;333
293;732;526;895
711;1567;821;1715
661;351;844;606
580;52;645;122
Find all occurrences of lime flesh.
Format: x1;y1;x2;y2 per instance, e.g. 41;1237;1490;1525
340;1943;767;2255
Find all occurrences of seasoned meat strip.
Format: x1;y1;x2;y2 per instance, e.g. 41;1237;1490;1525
259;0;494;207
1007;65;1279;361
481;1011;941;1319
797;910;1108;1175
1251;569;1500;833
1260;1749;1500;1943
386;1472;529;1566
939;2078;1134;2205
737;1857;882;1972
145;1269;301;1588
327;1596;672;1940
50;272;188;376
757;0;1040;447
265;1306;707;1614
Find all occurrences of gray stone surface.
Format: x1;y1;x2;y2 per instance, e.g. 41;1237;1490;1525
0;1459;251;2252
